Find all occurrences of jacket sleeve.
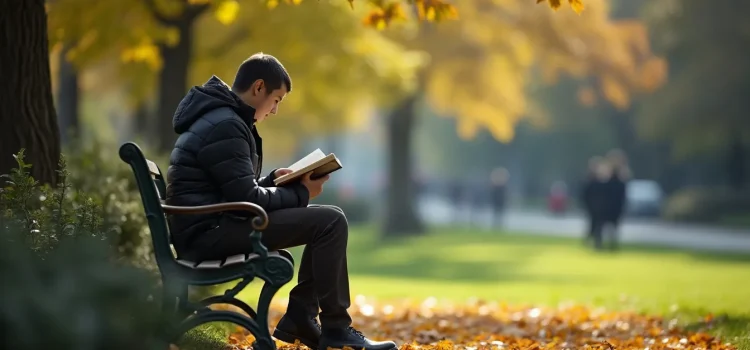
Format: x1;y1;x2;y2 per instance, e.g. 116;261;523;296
196;119;309;212
258;169;279;188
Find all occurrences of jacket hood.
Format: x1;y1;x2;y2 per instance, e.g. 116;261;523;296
172;75;256;134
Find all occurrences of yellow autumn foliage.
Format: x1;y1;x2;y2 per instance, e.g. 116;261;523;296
190;0;424;145
213;0;241;24
47;0;618;149
378;0;666;142
47;0;427;156
47;1;164;69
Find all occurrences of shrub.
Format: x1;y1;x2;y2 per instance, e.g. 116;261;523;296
662;187;750;224
0;228;170;350
0;148;231;350
1;141;162;268
62;141;160;269
0;150;112;257
0;150;171;349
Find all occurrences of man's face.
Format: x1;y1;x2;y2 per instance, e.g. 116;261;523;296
242;79;288;122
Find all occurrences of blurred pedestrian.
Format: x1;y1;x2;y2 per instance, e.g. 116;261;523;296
580;156;602;242
603;149;631;250
548;180;568;215
584;159;613;250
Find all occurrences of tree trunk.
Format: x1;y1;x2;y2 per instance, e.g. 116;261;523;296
56;45;80;146
155;17;194;153
381;93;425;238
0;0;61;185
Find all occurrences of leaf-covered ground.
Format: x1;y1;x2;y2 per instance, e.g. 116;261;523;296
218;297;739;350
185;227;750;350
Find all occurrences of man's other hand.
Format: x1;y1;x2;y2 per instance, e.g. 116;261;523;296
300;172;329;199
274;168;294;178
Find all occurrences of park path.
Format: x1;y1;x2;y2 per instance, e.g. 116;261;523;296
417;197;750;254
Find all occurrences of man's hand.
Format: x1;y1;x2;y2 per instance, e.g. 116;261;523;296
274;168;294;178
300;171;329;199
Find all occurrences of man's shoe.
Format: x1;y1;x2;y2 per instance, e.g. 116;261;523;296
272;314;322;348
319;327;397;350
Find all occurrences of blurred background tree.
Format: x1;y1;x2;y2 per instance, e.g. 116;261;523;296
375;0;666;236
0;0;61;185
5;0;748;248
639;0;749;190
45;0;436;153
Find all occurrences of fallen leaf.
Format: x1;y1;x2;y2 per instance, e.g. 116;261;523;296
220;299;739;350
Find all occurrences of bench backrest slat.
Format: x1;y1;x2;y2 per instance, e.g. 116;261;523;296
119;142;175;271
146;159;167;201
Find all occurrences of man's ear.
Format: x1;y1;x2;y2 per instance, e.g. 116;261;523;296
251;79;265;96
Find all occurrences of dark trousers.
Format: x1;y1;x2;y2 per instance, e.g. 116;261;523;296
590;216;605;249
186;204;352;329
589;215;620;250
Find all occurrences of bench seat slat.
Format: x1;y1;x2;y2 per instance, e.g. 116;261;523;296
195;260;223;269
175;252;276;270
223;254;247;266
176;259;197;268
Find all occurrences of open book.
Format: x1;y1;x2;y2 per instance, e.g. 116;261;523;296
273;148;343;186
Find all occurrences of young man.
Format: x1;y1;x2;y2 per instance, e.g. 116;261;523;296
165;53;396;350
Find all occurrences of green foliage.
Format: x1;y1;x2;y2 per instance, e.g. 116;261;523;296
662;187;750;224
0;150;170;348
638;0;750;158
0;147;225;350
63;141;159;270
0;222;170;350
0;150;111;257
0;141;159;269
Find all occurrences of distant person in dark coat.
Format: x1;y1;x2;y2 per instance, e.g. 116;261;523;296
580;156;603;242
589;161;614;250
603;149;631;250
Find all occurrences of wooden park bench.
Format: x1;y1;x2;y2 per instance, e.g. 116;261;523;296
119;141;294;350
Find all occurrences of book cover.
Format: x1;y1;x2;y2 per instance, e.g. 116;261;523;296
273;148;343;186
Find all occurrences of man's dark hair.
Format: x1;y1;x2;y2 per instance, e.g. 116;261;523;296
232;53;292;94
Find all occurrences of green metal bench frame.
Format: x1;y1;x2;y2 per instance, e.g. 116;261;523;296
119;142;294;350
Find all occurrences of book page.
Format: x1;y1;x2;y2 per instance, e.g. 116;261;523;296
274;153;343;186
287;148;326;172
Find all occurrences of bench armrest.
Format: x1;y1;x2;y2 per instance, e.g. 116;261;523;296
162;202;269;230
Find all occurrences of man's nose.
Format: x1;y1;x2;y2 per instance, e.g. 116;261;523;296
270;105;278;115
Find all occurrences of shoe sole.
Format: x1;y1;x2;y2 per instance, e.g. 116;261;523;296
272;328;319;349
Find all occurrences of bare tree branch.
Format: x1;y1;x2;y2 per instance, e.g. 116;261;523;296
185;2;210;21
142;0;172;24
143;0;209;25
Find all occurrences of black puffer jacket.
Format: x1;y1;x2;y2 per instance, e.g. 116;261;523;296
165;76;309;252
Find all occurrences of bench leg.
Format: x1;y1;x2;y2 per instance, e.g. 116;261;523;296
162;278;189;319
252;254;294;350
252;282;282;350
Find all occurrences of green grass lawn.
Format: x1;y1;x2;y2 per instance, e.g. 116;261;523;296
239;226;750;311
219;226;750;348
